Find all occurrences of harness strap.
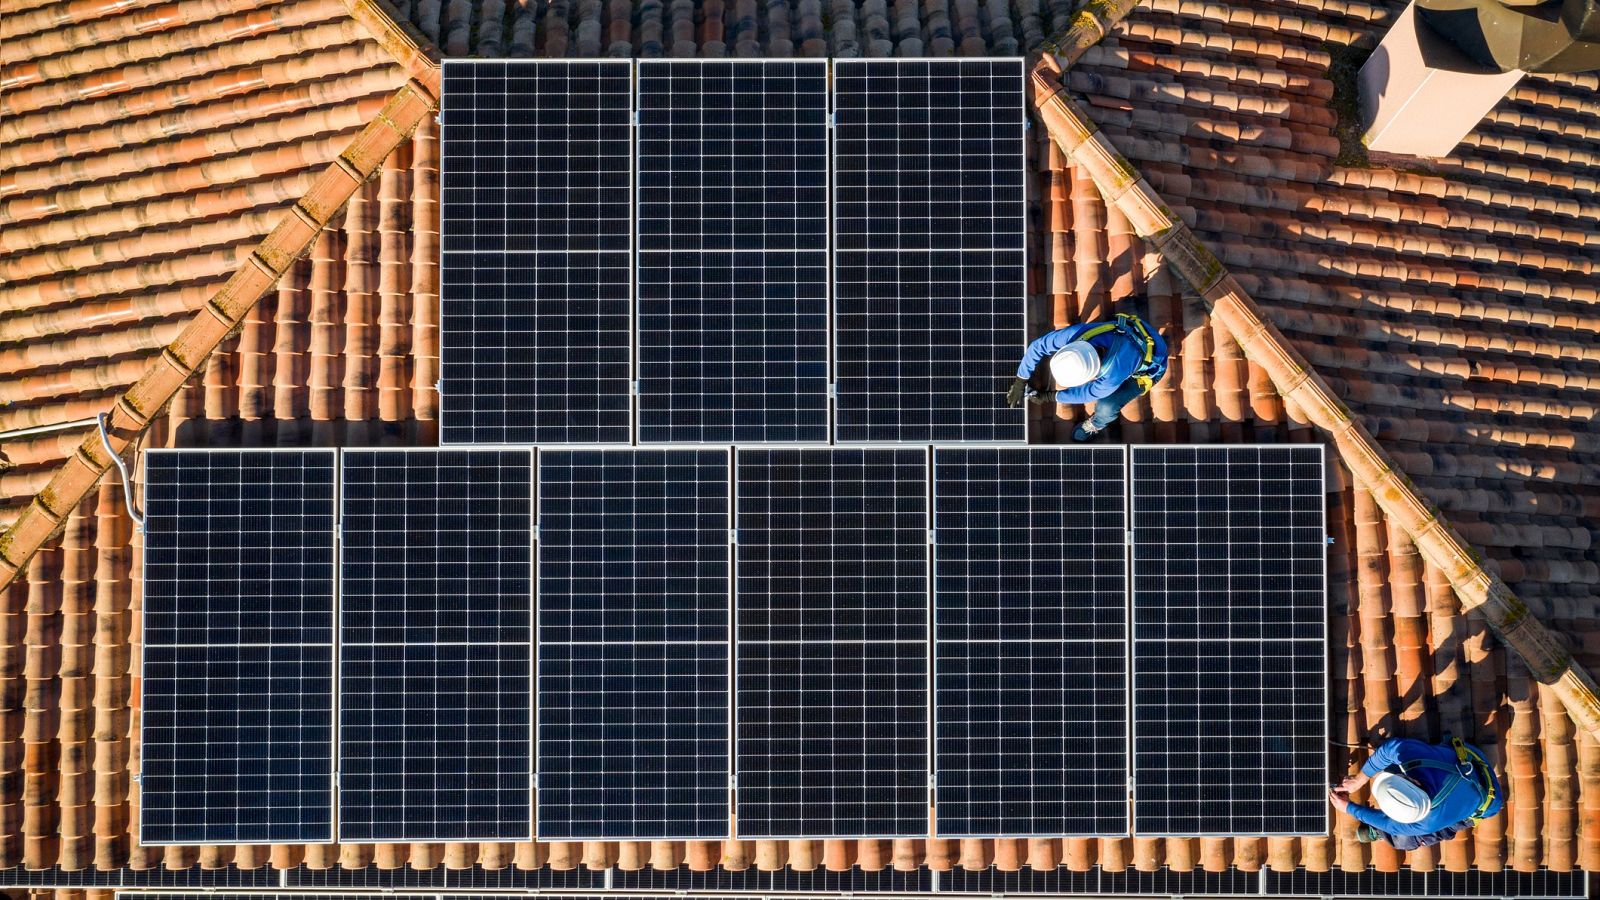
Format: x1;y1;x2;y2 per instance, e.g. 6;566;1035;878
1079;316;1159;395
1404;745;1496;823
1453;738;1497;822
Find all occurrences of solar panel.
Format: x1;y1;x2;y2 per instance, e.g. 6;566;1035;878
733;447;929;837
832;59;1027;443
1129;444;1327;836
536;449;732;839
139;450;335;845
339;449;533;841
635;60;830;443
439;59;633;444
932;446;1128;837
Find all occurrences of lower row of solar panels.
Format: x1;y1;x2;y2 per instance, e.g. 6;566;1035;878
140;445;1326;846
112;868;1593;900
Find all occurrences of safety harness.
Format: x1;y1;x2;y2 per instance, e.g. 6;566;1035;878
1077;314;1162;394
1398;737;1499;824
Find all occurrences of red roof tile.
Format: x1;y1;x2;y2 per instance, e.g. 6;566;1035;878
2;0;1600;883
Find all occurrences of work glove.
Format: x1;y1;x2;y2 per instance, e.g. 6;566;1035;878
1029;389;1055;405
1005;377;1029;408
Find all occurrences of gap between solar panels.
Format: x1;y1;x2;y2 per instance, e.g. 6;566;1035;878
139;445;1325;844
437;58;1028;446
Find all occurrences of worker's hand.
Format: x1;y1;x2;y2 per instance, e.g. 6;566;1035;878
1028;389;1055;405
1006;377;1029;408
1336;773;1368;794
1328;788;1351;814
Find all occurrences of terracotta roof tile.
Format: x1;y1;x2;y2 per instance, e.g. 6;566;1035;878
4;0;1600;883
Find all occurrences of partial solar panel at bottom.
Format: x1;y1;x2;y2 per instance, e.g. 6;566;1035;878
139;449;335;845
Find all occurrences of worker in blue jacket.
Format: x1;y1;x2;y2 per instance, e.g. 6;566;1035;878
1005;313;1168;441
1329;736;1503;850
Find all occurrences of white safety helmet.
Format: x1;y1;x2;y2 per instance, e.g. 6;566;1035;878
1370;771;1432;824
1048;341;1101;387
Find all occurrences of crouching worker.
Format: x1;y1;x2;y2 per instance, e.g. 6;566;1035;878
1004;313;1168;442
1329;736;1503;850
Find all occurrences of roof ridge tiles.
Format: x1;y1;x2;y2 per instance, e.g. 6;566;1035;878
0;0;279;76
1;17;365;119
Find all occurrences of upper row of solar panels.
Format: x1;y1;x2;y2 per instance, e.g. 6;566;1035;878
140;446;1325;845
439;58;1026;445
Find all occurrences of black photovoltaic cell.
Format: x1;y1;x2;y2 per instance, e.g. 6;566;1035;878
439;60;632;444
636;61;830;442
140;450;335;845
1129;445;1326;836
932;447;1128;837
734;448;929;837
536;449;732;839
339;450;533;841
833;59;1027;443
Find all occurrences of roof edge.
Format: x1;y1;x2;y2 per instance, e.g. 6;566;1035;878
0;79;438;590
1028;55;1600;745
340;0;441;99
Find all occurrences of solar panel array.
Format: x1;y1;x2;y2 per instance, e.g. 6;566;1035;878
932;447;1128;838
636;61;830;443
439;60;633;444
734;448;930;838
536;449;732;839
1129;445;1327;836
440;58;1027;445
140;450;336;845
832;59;1027;443
339;450;534;841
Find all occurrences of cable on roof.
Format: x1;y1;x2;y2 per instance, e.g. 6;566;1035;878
97;412;144;534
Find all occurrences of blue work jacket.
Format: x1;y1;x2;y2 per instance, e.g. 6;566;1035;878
1348;738;1503;837
1015;317;1168;404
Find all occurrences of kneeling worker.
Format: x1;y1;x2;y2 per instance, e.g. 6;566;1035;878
1330;736;1503;850
1005;313;1168;441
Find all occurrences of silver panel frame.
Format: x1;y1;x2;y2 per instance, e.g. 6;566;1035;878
730;443;933;840
928;444;1132;839
632;59;833;446
136;447;340;847
829;57;1030;446
335;446;536;843
1126;442;1330;839
531;445;735;841
436;58;636;448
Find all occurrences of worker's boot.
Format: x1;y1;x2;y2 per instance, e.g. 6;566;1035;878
1072;421;1104;442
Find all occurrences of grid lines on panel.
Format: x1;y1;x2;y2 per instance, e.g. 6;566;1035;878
932;446;1128;837
833;59;1026;443
140;450;335;845
636;61;830;442
1129;445;1327;836
339;450;533;841
734;447;929;837
439;60;632;444
536;449;732;839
